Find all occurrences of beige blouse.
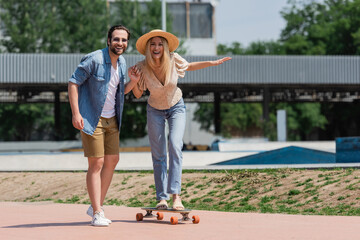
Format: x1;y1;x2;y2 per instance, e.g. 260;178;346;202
134;53;189;110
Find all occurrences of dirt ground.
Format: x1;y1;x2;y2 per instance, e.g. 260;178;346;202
0;169;359;215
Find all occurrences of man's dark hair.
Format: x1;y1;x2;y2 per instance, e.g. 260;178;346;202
107;25;131;46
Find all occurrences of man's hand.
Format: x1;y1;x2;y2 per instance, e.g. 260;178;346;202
72;113;84;130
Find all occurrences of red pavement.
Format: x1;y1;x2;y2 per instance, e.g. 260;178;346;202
0;201;359;240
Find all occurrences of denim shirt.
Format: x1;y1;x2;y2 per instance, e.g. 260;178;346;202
69;47;126;135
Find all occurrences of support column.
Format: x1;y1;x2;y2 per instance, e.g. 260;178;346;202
262;87;270;121
54;91;61;140
214;92;221;134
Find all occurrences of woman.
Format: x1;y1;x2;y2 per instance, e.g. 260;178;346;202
126;29;231;210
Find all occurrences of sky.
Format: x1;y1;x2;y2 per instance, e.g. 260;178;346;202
215;0;289;47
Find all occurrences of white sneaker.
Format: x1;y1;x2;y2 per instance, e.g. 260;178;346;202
91;212;109;227
87;205;112;224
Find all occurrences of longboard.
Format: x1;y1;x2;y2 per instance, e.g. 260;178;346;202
136;207;200;225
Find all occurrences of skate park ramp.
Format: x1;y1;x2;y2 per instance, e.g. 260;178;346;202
213;146;336;165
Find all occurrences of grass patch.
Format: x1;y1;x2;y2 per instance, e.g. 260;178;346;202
4;168;360;216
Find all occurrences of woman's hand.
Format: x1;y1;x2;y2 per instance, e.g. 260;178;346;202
212;57;232;66
187;56;232;71
128;66;140;83
125;65;142;95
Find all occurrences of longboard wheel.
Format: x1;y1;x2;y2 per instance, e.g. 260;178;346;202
136;213;144;221
170;216;178;225
157;212;164;220
192;215;200;224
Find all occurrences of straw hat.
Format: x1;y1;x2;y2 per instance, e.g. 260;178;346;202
136;29;179;55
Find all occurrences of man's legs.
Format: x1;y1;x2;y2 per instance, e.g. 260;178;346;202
100;116;120;205
83;117;119;216
86;155;118;221
87;157;105;214
100;154;119;205
86;156;111;227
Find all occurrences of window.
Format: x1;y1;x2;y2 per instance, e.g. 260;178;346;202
189;3;212;38
168;3;187;38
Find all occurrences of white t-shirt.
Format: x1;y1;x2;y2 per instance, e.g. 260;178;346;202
101;65;120;118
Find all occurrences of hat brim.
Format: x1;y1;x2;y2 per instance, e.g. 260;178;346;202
136;30;179;55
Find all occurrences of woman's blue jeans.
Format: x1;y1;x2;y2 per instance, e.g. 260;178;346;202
147;98;186;201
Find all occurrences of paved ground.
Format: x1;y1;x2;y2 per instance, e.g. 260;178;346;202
1;202;359;240
1;141;360;239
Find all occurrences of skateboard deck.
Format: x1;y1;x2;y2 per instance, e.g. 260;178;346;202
136;207;200;225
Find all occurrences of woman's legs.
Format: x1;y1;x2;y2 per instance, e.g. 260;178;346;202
167;100;186;196
167;99;186;209
147;105;169;201
147;99;186;208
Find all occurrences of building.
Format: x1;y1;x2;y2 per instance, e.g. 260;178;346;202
108;0;217;55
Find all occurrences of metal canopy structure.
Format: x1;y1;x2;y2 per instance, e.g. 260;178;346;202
1;54;360;133
1;54;359;104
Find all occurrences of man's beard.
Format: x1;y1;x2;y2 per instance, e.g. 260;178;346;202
110;45;126;55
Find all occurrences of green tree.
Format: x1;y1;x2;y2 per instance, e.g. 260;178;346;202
201;0;360;140
110;0;143;53
0;0;109;141
0;0;108;53
280;0;360;55
319;102;360;139
279;0;360;139
0;0;183;141
266;103;327;141
217;41;285;55
194;99;328;141
194;103;263;138
0;104;54;141
59;103;80;140
120;103;148;139
57;0;109;53
245;41;286;55
217;42;245;55
111;0;175;53
0;0;53;53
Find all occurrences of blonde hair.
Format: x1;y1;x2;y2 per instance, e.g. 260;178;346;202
144;37;171;85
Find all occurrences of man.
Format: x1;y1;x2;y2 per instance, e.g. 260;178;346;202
68;25;131;227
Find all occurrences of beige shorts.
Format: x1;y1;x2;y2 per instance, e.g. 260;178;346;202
81;117;119;158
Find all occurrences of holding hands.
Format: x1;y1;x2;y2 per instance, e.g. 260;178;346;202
128;65;141;83
125;65;141;94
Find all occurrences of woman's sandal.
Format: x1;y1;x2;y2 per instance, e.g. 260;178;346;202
172;198;185;211
156;200;168;210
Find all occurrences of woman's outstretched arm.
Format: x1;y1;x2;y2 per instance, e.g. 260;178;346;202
186;57;232;71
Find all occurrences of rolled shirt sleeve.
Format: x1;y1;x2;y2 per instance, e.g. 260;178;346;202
174;53;189;78
69;55;94;86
